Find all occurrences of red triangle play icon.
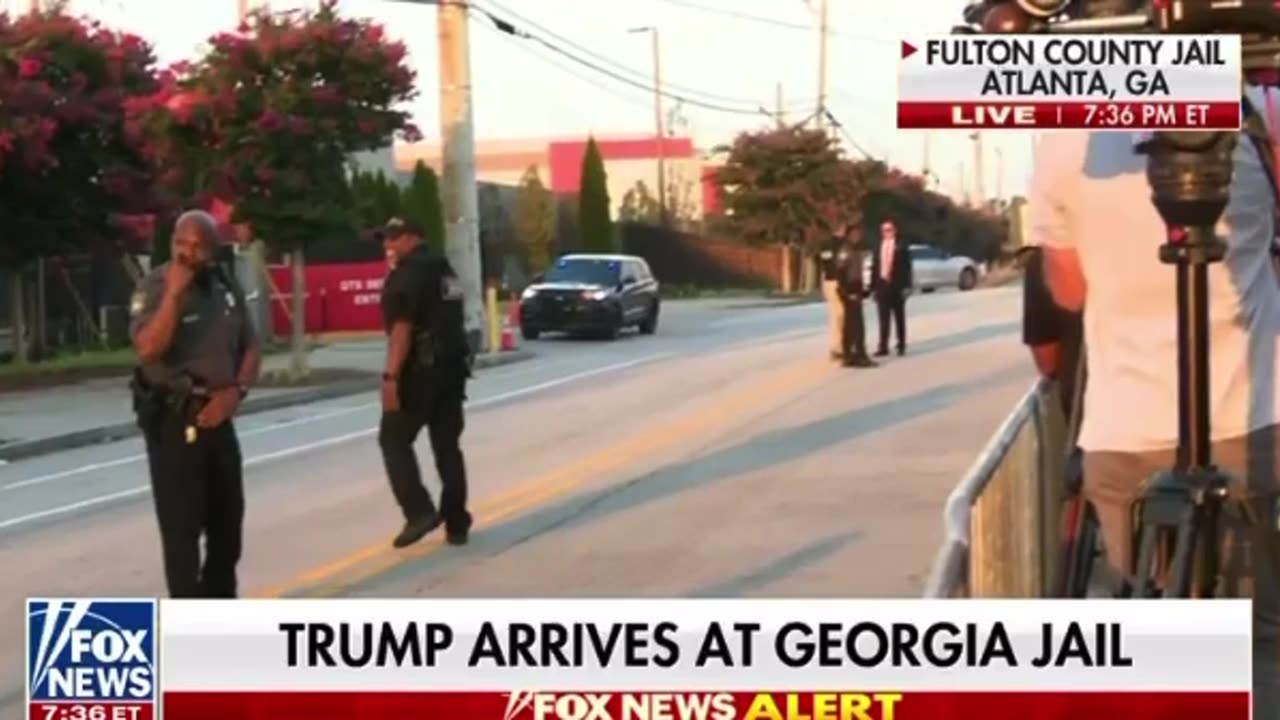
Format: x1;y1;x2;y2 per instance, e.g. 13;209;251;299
902;41;917;59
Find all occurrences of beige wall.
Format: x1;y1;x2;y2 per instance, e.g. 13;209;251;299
604;156;704;220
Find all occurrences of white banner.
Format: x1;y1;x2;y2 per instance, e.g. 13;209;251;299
899;34;1242;103
156;598;1252;692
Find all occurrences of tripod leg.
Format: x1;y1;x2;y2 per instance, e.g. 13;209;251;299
1166;508;1200;598
1131;520;1164;598
1195;501;1221;598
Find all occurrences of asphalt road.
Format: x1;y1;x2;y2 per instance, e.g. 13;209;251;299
0;289;1031;714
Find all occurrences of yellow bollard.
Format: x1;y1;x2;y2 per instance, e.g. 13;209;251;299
485;284;501;353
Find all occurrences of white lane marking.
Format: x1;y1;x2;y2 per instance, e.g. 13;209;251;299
0;353;673;494
0;487;150;531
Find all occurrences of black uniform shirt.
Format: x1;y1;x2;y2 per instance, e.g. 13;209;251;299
836;245;866;298
129;263;253;389
818;236;842;281
381;245;467;369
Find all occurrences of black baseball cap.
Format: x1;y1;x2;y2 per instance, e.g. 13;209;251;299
381;217;424;240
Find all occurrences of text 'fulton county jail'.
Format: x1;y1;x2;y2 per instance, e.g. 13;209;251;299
927;36;1227;99
277;620;1133;670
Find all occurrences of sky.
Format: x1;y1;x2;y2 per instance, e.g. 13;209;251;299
46;0;1035;200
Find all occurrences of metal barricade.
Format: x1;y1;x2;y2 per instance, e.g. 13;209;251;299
923;377;1068;598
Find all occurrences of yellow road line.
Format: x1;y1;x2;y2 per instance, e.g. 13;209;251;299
256;355;834;598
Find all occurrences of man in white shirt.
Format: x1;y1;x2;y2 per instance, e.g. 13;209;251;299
1032;87;1280;715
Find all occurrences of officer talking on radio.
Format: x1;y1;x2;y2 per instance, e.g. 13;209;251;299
377;218;474;549
129;209;260;598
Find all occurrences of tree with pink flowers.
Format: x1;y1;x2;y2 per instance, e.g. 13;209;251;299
0;5;162;361
129;0;420;374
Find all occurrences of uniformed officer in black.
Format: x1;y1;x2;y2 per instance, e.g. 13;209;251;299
377;218;473;549
818;229;845;361
836;227;877;368
129;209;260;598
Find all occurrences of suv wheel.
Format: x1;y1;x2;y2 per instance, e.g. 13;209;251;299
521;324;540;341
958;267;978;291
638;300;659;335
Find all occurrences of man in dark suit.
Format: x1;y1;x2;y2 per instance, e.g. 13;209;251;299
870;218;913;357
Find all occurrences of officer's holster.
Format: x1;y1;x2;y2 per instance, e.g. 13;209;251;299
130;368;209;435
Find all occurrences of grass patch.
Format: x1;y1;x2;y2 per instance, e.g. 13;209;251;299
256;366;375;388
0;340;327;393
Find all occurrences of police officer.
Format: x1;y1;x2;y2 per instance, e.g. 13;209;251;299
836;226;877;368
818;228;845;361
129;209;260;598
377;218;473;549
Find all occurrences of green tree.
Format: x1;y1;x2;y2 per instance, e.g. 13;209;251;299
402;161;445;256
711;126;861;252
578;136;613;252
618;180;661;225
515;165;557;273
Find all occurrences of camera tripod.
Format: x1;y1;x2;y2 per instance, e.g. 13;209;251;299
1119;130;1239;599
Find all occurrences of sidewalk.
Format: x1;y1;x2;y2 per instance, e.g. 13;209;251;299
0;340;532;462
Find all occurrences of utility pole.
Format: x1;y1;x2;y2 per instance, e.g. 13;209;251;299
994;146;1004;201
776;82;784;127
922;134;932;183
630;26;666;224
969;131;986;206
652;29;667;224
438;0;486;353
815;0;829;130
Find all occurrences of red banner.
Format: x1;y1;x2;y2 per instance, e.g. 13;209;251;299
896;101;1240;130
161;690;1248;720
267;261;389;336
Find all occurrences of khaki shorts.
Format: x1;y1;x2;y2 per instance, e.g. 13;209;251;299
1085;425;1280;718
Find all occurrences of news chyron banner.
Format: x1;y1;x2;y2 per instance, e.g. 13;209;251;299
28;598;1251;720
897;35;1242;131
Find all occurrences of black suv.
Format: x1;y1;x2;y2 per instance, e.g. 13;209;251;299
519;254;660;340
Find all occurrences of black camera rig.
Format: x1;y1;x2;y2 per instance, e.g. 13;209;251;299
954;0;1280;599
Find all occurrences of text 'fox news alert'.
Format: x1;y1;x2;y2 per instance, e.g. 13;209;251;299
896;34;1243;131
26;599;156;720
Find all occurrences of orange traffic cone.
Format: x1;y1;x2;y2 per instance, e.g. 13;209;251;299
501;298;518;351
500;318;516;351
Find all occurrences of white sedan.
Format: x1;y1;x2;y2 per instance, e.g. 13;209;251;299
863;244;983;292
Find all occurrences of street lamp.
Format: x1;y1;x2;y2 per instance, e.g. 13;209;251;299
628;26;666;225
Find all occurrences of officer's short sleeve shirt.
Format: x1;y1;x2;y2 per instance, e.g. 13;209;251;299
381;254;428;332
129;263;252;389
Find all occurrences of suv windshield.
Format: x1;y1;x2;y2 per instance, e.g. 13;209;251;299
543;258;620;286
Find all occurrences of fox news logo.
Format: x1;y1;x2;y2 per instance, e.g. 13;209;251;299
503;692;737;720
27;599;156;706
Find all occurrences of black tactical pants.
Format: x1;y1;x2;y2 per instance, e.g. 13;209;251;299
876;288;907;353
840;293;868;361
378;372;472;534
143;414;244;598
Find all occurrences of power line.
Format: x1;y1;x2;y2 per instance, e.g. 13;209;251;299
479;22;660;114
468;4;778;117
474;0;813;112
653;0;893;44
822;108;877;160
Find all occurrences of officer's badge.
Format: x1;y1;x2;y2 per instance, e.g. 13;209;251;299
442;276;463;300
225;291;236;308
129;290;145;316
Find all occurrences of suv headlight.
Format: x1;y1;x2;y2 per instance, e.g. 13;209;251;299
521;287;537;300
582;289;609;301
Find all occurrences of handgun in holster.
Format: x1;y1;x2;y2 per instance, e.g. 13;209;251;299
130;369;209;442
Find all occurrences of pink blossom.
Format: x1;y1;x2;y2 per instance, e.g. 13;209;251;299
402;123;423;143
257;110;285;132
18;57;42;78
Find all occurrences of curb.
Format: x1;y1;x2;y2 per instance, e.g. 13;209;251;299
723;296;823;310
0;349;535;463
